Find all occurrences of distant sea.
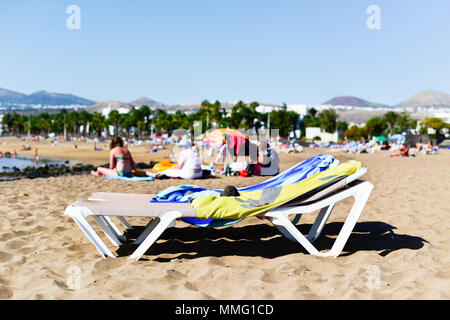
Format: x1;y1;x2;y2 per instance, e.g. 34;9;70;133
0;156;67;173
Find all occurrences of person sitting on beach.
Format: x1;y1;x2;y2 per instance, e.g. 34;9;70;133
380;141;390;150
90;136;136;177
422;141;435;155
416;142;423;152
147;138;203;179
260;144;279;176
250;142;280;176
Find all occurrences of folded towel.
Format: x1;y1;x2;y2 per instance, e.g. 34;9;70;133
105;175;155;181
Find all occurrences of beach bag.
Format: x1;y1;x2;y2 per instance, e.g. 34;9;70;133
239;169;249;177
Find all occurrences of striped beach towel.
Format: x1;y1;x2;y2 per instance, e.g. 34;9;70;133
153;154;337;227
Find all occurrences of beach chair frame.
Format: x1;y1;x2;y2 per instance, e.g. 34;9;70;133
64;170;373;260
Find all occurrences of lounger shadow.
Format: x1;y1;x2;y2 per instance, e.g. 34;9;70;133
115;221;427;260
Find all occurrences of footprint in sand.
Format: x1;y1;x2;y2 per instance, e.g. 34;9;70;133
67;244;85;252
18;246;35;255
261;270;278;284
0;286;13;299
51;226;67;233
0;233;14;242
24;220;37;227
94;258;129;272
6;239;27;250
183;281;198;291
30;226;49;233
0;251;13;262
164;269;187;281
207;257;226;266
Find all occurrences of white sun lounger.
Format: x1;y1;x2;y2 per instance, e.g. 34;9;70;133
64;167;373;260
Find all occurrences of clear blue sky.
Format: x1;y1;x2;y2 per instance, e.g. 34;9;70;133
0;0;449;106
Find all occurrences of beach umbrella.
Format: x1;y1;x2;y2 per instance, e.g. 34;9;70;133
376;136;388;142
205;128;245;148
390;134;405;142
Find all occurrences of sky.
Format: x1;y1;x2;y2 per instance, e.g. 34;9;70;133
0;0;449;106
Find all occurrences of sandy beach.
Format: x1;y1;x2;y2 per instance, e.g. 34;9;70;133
0;137;449;300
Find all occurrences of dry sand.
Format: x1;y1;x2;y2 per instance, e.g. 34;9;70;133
0;137;449;299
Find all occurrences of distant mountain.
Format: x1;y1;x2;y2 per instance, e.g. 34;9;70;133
323;96;387;108
396;89;450;110
23;90;95;106
0;88;27;104
129;96;164;106
0;87;95;106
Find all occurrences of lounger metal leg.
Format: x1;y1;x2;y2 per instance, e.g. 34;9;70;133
103;216;126;238
117;216;133;230
307;204;335;243
132;217;159;245
267;181;374;257
291;214;302;225
129;211;182;261
64;206;115;258
271;215;322;255
325;182;373;257
92;216;124;246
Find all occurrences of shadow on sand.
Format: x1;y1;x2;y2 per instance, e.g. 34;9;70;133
116;221;428;262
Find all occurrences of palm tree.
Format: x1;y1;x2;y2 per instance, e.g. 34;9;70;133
107;110;121;136
119;112;133;138
68;111;80;137
396;112;415;132
78;110;92;137
1;113;13;133
318;109;338;133
55;109;70;139
384;111;398;135
36;112;52;135
90;112;106;138
11;112;26;134
308;107;318;119
138;105;151;137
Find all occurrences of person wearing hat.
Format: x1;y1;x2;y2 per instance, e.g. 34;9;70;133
147;138;203;179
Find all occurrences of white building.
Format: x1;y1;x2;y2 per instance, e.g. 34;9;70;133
286;104;308;117
305;127;338;142
101;104;130;117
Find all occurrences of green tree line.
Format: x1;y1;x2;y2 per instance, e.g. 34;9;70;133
344;111;449;140
0;101;299;139
1;101;448;140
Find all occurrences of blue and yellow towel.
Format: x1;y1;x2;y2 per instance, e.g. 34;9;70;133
191;161;361;220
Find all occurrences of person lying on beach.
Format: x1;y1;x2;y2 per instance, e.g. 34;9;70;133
20;145;31;151
146;138;203;179
90;136;136;177
93;141;103;151
390;143;409;157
